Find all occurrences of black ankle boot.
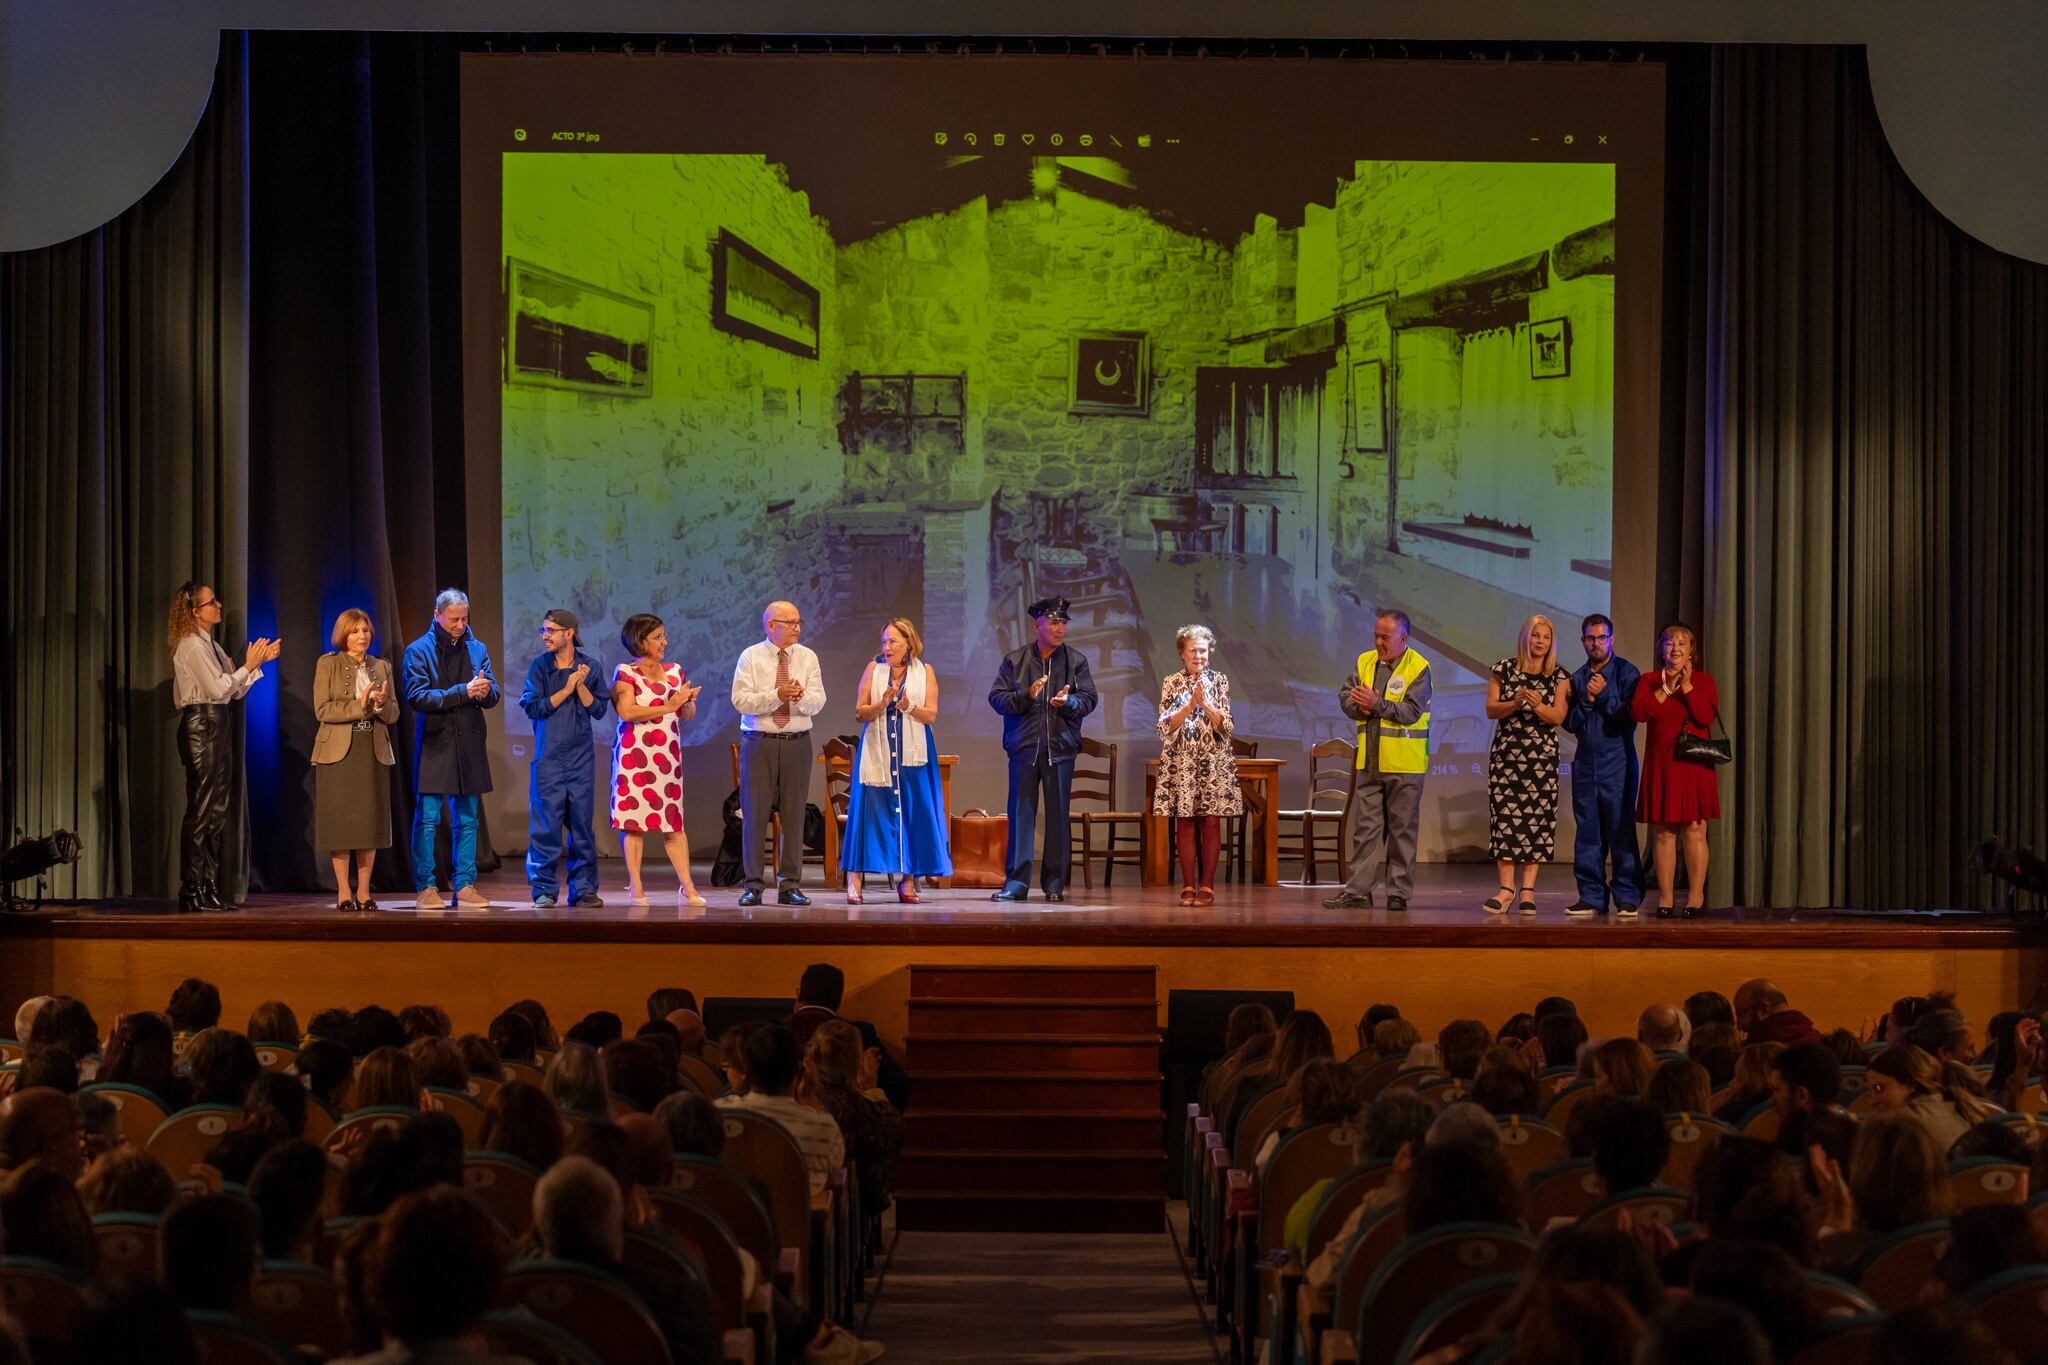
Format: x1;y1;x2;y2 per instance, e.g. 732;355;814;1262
198;879;232;911
178;884;205;914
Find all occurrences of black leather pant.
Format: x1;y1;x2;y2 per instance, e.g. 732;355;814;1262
177;705;232;888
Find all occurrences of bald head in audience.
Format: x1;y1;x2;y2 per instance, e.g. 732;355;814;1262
666;1009;707;1056
12;996;53;1045
1733;979;1789;1027
533;1155;624;1264
1638;1004;1689;1052
0;1087;87;1179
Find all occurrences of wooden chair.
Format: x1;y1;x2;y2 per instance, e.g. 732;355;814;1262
1316;1202;1409;1365
79;1082;172;1148
1392;1272;1521;1365
252;1044;297;1074
503;1059;547;1085
1415;1077;1469;1111
1948;1157;2030;1209
1300;1162;1398;1269
502;1260;671;1364
0;1038;20;1064
0;1256;90;1358
719;1109;815;1309
1069;737;1144;888
1351;1223;1535;1365
1964;1266;2048;1365
1541;1081;1599;1131
1522;1159;1608;1226
182;1308;302;1365
464;1073;503;1106
1350;1053;1409;1103
478;1310;607;1365
665;1158;784;1292
91;1213;161;1282
728;742;817;880
1658;1112;1733;1191
320;1105;418;1155
464;1151;543;1235
1278;739;1356;884
819;735;854;889
1234;1085;1292;1172
146;1103;245;1175
1381;1068;1444;1096
1580;1188;1691;1232
1805;1272;1879;1322
1785;1315;1883;1365
1738;1102;1784;1142
426;1086;489;1147
639;1191;774;1362
1493;1115;1567;1184
1242;1123;1361;1365
248;1260;348;1360
1848;1219;1952;1310
678;1053;726;1099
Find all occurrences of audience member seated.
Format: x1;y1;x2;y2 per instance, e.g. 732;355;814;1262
1436;1019;1492;1083
1820;1027;1865;1067
1639;1004;1689;1055
16;1047;79;1095
307;1007;355;1044
202;1125;281;1186
479;1079;565;1170
564;1124;724;1365
337;1113;465;1218
1686;1239;1816;1360
635;1019;683;1081
1866;1042;2000;1151
656;1088;726;1159
1636;1296;1772;1365
1;1086;88;1178
1224;1009;1334;1142
75;1090;120;1162
648;986;698;1021
1813;1110;1951;1274
1370;1016;1420;1064
399;1003;452;1042
349;1006;410;1058
1902;993;1979;1066
455;1032;503;1082
543;1041;609;1117
1768;1041;1844;1151
245;999;300;1047
718;1024;757;1094
71;1279;201;1365
1872;1304;2017;1365
506;998;562;1052
185;1027;262;1107
1253;1056;1360;1175
406;1036;469;1094
1299;1089;1433;1287
667;1008;714;1063
487;1008;539;1065
27;997;100;1070
297;1036;355;1115
1713;1043;1784;1124
602;1037;674;1113
1587;1097;1672;1199
1535;1011;1590;1075
12;995;54;1047
248;1138;330;1261
1402;1127;1521;1235
1733;979;1822;1047
356;1045;426;1112
161;1193;261;1314
1647;1057;1713;1114
334;1185;527;1365
1;1159;96;1272
565;1011;624;1050
1949;1117;2032;1167
788;962;910;1112
717;1024;845;1197
96;1010;191;1110
807;1019;904;1211
78;1145;178;1216
1495;1011;1537;1047
1590;1038;1657;1098
1470;1054;1542;1116
165;977;223;1037
1684;1136;1818;1270
244;1071;310;1139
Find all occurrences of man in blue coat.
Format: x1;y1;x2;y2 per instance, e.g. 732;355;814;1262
402;588;499;909
987;597;1098;903
1561;612;1644;917
518;608;609;909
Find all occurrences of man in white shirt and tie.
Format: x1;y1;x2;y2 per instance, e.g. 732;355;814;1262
730;601;827;906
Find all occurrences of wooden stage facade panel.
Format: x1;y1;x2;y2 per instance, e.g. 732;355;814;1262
4;874;2044;1054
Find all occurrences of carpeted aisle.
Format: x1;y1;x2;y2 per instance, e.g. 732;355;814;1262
857;1221;1222;1363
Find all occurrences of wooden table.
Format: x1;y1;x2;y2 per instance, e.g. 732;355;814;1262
1142;757;1286;886
817;753;959;889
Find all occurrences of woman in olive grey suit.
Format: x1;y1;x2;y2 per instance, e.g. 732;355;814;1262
313;608;401;911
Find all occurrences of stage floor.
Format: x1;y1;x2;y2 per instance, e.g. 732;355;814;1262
6;865;2042;1048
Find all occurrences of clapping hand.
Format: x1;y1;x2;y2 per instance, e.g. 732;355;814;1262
244;638;280;670
1028;673;1050;700
858;1046;882;1094
671;683;702;713
1050;685;1072;708
1349;683;1379;711
465;669;491;701
1516;687;1542;710
777;677;805;701
568;663;590;689
361;680;387;713
1586;670;1607;699
880;684;901;713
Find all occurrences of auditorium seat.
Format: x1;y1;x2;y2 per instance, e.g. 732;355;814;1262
1848;1219;1953;1310
252;1043;296;1074
1737;1102;1784;1142
666;1156;790;1295
718;1109;818;1310
1414;1077;1469;1111
1390;1271;1522;1365
638;1193;775;1362
182;1308;301;1365
478;1310;606;1365
89;1212;161;1282
1346;1222;1535;1365
301;1098;336;1146
1521;1158;1606;1226
146;1103;245;1175
1657;1112;1731;1191
503;1259;673;1365
1784;1314;1882;1365
1315;1203;1408;1365
78;1081;172;1148
465;1072;503;1106
0;1255;90;1359
464;1151;542;1235
425;1086;489;1147
1299;1161;1398;1272
320;1104;418;1154
1349;1054;1408;1103
1579;1187;1690;1231
1540;1081;1596;1129
678;1053;725;1098
1962;1265;2048;1365
248;1259;347;1359
1493;1115;1566;1183
1947;1157;2030;1209
503;1059;546;1084
1242;1122;1362;1365
1804;1272;1878;1321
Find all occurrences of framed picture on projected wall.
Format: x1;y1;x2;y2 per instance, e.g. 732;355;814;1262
1351;359;1387;452
504;259;654;398
1529;317;1572;379
711;229;821;359
1069;331;1150;414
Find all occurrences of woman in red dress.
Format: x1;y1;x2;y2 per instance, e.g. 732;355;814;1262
609;613;705;908
1630;622;1720;919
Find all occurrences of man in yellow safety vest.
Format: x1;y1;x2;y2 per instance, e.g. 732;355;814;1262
1323;609;1432;912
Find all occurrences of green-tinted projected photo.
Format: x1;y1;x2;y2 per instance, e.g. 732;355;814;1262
500;152;1615;856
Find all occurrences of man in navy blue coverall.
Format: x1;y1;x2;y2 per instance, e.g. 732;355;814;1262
1560;613;1644;917
519;608;609;908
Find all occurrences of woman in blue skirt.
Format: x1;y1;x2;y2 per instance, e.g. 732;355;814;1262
843;618;954;903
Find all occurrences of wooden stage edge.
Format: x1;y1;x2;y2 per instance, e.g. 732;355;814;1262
5;871;2045;1056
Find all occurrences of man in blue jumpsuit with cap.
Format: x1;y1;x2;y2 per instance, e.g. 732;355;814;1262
1560;612;1644;917
519;607;609;908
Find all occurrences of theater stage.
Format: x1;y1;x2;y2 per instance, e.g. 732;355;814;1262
3;865;2042;1053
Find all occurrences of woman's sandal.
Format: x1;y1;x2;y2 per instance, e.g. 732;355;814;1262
1178;886;1197;906
1517;892;1537;915
1196;886;1216;906
1483;885;1516;914
897;877;920;905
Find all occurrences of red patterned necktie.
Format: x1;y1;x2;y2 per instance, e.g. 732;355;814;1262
772;649;792;728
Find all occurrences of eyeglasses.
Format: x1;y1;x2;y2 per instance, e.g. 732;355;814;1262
1581;633;1610;643
771;618;803;627
195;597;223;612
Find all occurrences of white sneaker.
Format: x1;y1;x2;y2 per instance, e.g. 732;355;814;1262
802;1323;884;1364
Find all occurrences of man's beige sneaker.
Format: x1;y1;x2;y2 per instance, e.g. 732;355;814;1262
454;885;491;908
414;887;446;909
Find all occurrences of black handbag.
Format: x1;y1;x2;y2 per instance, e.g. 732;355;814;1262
1673;700;1732;766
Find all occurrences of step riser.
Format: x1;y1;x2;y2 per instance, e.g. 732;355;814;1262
900;1156;1166;1194
895;1195;1164;1234
908;1002;1160;1035
910;968;1157;1000
905;1115;1164;1151
910;1039;1160;1071
914;1077;1162;1109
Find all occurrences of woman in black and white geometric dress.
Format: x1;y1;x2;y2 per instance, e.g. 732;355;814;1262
1481;615;1572;916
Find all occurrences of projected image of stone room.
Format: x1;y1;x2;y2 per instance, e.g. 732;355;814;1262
500;150;1615;839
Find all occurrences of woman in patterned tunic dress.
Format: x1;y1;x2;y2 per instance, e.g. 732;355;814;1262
1153;624;1243;907
609;613;705;908
1482;615;1573;916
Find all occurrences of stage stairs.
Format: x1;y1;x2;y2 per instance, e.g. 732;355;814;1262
895;963;1165;1232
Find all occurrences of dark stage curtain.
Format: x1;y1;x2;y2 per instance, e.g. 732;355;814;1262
0;39;251;901
1667;46;2048;909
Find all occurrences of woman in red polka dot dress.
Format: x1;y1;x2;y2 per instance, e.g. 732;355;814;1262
609;613;706;907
